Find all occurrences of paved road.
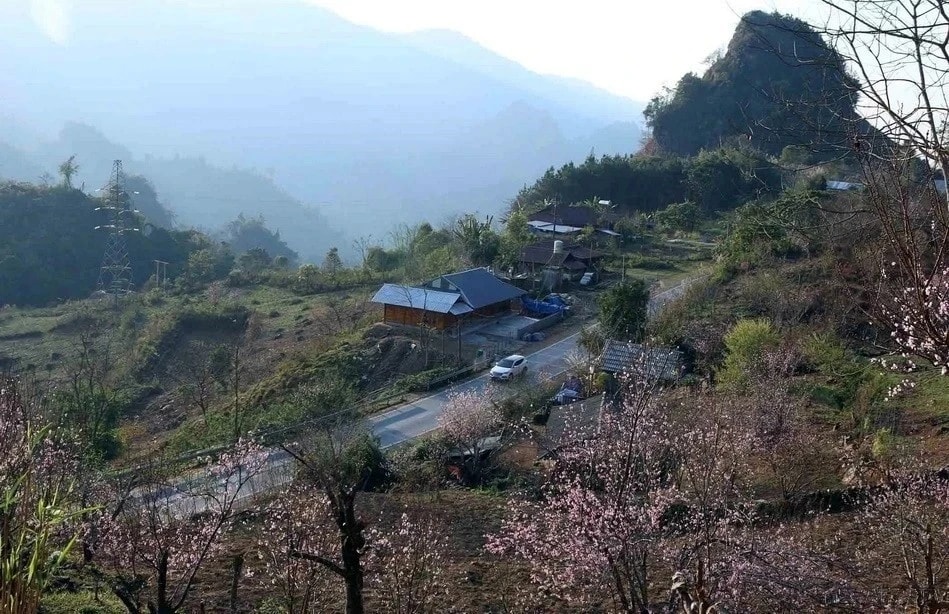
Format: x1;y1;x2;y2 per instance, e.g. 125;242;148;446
160;280;698;514
366;278;702;449
368;331;581;448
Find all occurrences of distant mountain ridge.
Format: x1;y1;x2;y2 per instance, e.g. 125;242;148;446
0;0;644;249
400;29;642;134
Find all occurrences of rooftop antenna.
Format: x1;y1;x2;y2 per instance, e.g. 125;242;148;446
94;160;140;304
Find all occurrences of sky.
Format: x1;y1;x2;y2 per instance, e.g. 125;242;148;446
304;0;825;102
19;0;828;102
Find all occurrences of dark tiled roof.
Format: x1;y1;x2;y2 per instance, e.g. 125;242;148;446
530;204;600;228
519;246;571;266
540;397;602;455
600;340;683;381
518;241;603;265
437;268;525;309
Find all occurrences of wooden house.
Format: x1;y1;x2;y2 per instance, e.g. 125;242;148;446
371;268;526;331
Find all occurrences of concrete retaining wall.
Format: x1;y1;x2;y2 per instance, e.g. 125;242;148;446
516;311;564;339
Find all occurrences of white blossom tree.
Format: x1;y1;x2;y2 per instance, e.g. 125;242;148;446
90;439;267;614
438;391;503;484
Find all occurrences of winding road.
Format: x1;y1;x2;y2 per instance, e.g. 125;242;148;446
164;279;702;513
367;277;702;449
368;331;581;448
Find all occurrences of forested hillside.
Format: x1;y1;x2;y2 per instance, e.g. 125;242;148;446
0;123;339;262
0;183;220;305
644;11;863;158
516;148;782;215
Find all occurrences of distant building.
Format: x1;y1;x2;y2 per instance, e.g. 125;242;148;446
826;180;863;191
371;268;525;331
828;177;948;195
516;240;604;280
600;340;684;382
526;204;618;237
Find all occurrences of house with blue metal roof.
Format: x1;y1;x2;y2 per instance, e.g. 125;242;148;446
371;268;525;330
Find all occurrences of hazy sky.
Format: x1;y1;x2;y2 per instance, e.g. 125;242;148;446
306;0;824;101
21;0;829;102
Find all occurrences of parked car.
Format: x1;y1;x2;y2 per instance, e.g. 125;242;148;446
490;354;527;381
549;375;584;405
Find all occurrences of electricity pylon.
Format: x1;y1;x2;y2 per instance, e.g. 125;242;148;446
95;160;139;302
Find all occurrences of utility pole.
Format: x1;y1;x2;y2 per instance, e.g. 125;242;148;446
95;160;139;305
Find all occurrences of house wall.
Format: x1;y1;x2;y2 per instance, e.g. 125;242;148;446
381;299;519;331
382;304;456;330
470;300;513;319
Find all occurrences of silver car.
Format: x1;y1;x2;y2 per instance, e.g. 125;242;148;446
490;354;527;381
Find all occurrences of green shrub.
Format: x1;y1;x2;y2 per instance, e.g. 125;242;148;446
496;379;558;421
801;332;853;377
40;591;125;614
598;279;650;341
716;318;780;390
595;371;614;393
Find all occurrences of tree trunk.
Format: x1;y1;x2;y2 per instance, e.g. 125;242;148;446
156;551;173;614
340;491;365;614
229;554;244;613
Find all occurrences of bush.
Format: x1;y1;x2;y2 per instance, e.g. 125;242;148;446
716;198;805;276
801;331;852;376
496;379;558;421
595;371;614;394
579;325;606;356
390;436;448;491
40;591;125;614
716;318;780;390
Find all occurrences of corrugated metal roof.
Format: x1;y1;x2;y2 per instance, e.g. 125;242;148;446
371;284;463;313
439;268;525;310
527;220;583;234
600;340;683;381
826;180;862;191
530;204;601;227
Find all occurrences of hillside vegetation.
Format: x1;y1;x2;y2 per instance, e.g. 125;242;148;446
0;183;210;306
6;6;949;614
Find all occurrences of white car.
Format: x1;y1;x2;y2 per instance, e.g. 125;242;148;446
490;354;527;381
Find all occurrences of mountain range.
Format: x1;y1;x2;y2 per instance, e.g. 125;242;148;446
0;0;643;260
